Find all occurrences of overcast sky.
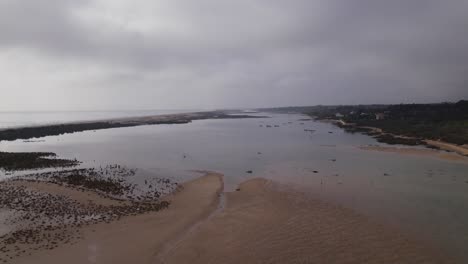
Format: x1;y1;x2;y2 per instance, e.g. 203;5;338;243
1;0;467;111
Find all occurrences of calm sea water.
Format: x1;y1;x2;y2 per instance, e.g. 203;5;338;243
1;112;468;261
0;110;201;129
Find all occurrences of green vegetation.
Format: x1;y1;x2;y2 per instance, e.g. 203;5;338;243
263;100;468;145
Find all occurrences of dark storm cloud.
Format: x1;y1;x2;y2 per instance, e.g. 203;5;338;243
0;0;467;110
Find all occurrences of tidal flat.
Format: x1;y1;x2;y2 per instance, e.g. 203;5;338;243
1;112;467;263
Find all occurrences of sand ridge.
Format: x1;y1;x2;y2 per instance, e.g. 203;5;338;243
425;140;468;157
359;145;468;162
12;172;223;264
4;173;453;264
161;178;452;264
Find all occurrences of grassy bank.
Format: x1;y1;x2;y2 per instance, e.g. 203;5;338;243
262;100;468;146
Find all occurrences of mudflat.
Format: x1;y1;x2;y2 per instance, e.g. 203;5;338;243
12;173;223;264
3;174;452;264
161;178;450;264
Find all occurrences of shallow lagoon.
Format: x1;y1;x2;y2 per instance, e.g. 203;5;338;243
1;113;468;261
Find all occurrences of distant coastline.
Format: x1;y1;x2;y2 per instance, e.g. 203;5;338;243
261;101;468;156
0;108;466;263
0;111;265;142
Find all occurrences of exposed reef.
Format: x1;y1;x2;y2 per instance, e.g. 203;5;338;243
0;166;177;261
0;152;80;171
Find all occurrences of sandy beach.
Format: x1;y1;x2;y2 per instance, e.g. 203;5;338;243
160;178;449;264
359;145;468;162
2;0;467;262
425;140;468;157
8;173;222;264
1;172;453;264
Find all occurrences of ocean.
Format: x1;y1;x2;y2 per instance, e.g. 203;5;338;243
0;110;201;129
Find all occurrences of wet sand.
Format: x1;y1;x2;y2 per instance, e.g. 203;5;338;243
359;145;468;162
161;178;449;264
4;174;452;264
425;140;468;157
7;180;125;207
11;173;223;264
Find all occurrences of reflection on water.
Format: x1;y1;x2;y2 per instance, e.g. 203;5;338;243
0;109;199;129
1;113;468;261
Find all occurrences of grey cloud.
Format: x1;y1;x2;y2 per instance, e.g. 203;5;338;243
0;0;467;110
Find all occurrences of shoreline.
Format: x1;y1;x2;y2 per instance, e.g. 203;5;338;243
3;172;223;264
1;173;454;263
0;111;265;142
359;145;468;162
424;140;468;156
327;118;468;157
